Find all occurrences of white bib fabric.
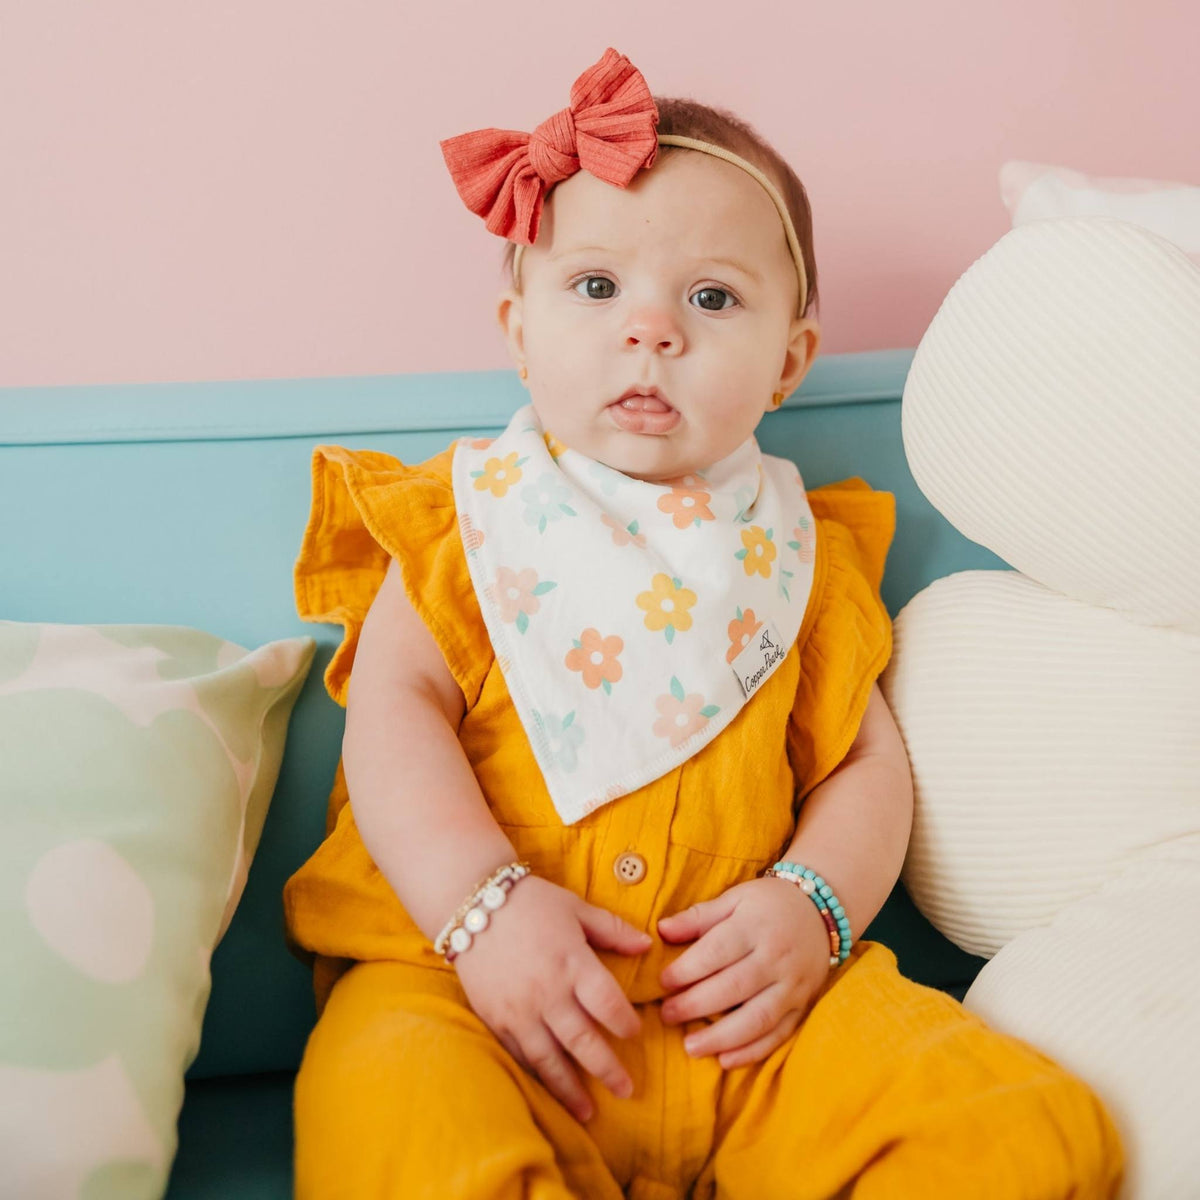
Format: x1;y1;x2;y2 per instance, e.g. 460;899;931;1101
452;403;818;824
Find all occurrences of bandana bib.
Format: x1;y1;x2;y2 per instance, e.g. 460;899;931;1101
452;404;818;825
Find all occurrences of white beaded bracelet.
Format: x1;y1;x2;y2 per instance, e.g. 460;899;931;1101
433;861;531;962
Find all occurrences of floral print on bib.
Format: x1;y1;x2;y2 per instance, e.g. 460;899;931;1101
452;403;817;824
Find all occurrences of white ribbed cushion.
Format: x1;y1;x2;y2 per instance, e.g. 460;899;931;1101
1000;161;1200;263
881;570;1200;958
964;854;1200;1200
902;217;1200;634
889;214;1200;1196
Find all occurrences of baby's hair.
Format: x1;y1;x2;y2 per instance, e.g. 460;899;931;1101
501;95;819;318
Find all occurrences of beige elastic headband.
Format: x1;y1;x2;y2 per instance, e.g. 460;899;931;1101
511;134;809;317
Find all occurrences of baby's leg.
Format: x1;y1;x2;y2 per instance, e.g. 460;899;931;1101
694;941;1123;1200
293;959;624;1200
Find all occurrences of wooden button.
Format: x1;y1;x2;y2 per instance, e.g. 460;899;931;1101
613;852;647;885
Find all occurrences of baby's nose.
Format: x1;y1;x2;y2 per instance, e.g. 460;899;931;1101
623;306;683;354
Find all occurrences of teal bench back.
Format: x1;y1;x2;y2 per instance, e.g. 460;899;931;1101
0;349;998;1080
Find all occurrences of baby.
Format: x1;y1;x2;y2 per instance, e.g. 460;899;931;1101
284;48;1123;1199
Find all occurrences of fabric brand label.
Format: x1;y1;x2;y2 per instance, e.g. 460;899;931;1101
731;618;788;699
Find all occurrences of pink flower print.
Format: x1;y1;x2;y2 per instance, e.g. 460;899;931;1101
488;566;557;634
468;437;495;450
788;516;816;564
458;512;485;553
564;628;623;694
601;511;647;548
658;473;715;529
653;676;720;748
725;607;764;664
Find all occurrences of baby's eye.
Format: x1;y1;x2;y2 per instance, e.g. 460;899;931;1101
572;275;617;300
691;287;738;312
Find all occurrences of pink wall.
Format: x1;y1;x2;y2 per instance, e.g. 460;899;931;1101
1;1;1197;387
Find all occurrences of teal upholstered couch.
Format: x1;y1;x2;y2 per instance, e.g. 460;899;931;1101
1;349;1000;1198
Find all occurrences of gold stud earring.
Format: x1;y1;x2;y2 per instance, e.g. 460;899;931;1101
771;391;784;409
519;365;528;381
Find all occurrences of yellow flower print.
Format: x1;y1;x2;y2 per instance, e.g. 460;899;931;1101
470;450;527;498
543;431;570;459
736;526;777;579
636;573;697;645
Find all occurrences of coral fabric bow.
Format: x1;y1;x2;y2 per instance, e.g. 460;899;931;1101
439;47;660;246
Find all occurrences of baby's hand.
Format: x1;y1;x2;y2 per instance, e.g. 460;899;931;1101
449;873;652;1123
657;877;833;1069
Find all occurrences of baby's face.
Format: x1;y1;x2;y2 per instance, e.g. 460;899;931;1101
497;150;820;483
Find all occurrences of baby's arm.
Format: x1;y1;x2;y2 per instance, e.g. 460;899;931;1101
343;558;652;1122
343;557;518;938
657;683;913;1067
781;682;914;942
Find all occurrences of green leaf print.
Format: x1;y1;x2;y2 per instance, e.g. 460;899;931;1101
670;676;685;702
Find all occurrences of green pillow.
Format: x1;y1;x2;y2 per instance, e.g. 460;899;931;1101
0;621;314;1200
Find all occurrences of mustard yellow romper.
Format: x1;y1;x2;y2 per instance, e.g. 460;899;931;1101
283;443;1123;1200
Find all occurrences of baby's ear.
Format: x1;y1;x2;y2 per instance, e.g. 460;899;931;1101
496;288;526;365
778;317;821;397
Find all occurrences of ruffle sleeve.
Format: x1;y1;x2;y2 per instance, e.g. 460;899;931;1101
293;442;494;710
787;477;896;802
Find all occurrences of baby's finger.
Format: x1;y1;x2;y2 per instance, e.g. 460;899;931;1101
714;1008;803;1071
519;1021;594;1123
660;921;751;992
574;957;642;1041
545;997;634;1101
657;891;737;943
497;1029;531;1073
577;902;654;957
660;954;765;1025
682;983;786;1059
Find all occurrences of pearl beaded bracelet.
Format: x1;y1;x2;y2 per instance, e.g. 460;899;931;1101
433;860;531;962
763;861;853;968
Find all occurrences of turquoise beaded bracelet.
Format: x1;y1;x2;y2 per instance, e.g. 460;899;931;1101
764;861;853;967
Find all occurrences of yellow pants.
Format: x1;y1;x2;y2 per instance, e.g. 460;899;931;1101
293;941;1122;1199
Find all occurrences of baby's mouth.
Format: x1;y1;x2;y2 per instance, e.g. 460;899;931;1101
615;393;673;413
607;391;680;435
